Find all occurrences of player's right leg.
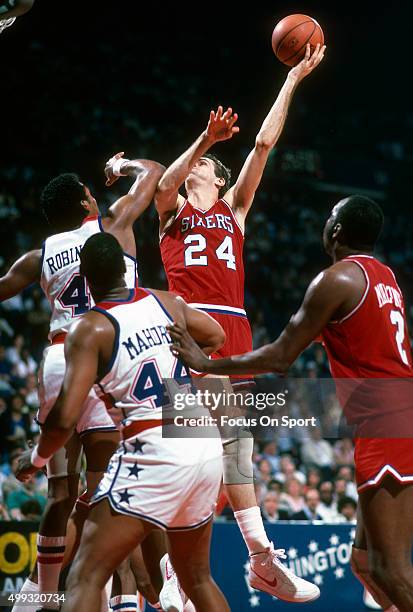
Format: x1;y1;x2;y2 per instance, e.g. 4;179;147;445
167;519;229;612
62;499;152;612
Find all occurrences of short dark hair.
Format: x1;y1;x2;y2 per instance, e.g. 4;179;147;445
335;195;384;250
41;173;87;232
80;233;126;291
203;154;231;197
337;496;357;513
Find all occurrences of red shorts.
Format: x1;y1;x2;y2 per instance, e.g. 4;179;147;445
355;437;413;492
196;310;254;386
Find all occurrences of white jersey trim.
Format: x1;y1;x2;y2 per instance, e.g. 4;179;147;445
188;302;246;316
221;198;244;237
159;200;189;242
358;464;413;492
331;259;370;325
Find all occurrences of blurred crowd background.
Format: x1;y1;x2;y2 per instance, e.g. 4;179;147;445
1;0;412;523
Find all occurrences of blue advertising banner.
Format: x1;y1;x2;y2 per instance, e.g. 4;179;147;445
210;522;365;612
1;520;370;611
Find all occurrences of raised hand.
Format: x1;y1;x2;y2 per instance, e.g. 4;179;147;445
289;43;326;82
105;151;125;187
206;106;240;142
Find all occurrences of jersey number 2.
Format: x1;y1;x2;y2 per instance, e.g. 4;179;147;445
390;310;409;366
184;234;236;270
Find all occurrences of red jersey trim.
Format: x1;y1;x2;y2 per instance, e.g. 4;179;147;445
81;214;99;225
330;259;370;325
95;288;149;311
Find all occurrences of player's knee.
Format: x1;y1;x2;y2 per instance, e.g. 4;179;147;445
222;436;254;485
47;477;78;512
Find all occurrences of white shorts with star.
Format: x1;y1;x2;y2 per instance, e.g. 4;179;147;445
91;425;223;530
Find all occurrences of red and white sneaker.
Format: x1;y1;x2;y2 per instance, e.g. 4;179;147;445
249;543;320;603
159;554;187;612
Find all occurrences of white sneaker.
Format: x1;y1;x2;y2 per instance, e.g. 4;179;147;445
363;587;382;609
159;554;187;612
249;543;320;603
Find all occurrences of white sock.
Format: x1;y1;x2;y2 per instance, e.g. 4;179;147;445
233;506;271;555
11;578;38;612
110;594;139;611
37;534;66;610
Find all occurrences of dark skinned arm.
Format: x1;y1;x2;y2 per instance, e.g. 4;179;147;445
0;250;41;301
16;313;114;480
104;157;165;230
168;264;362;375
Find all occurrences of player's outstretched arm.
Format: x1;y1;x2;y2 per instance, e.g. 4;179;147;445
225;43;325;227
180;298;226;355
104;153;165;228
169;265;352;375
0;249;41;301
155;106;239;230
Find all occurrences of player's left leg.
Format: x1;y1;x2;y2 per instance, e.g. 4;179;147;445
167;519;230;612
360;475;413;611
62;499;152;612
351;505;399;611
110;556;139;612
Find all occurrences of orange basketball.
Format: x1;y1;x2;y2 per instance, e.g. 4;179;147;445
272;14;324;67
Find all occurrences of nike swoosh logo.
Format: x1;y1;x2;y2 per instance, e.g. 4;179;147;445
251;569;278;588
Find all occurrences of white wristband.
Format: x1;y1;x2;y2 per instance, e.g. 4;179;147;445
31;446;50;469
112;158;128;176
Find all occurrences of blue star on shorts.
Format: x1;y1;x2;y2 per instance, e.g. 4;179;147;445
131;438;145;454
127;463;143;479
118;489;133;505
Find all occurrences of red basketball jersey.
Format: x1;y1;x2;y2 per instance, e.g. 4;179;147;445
322;255;413;379
160;198;246;315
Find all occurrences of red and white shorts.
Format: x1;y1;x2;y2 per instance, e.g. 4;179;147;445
355;437;413;492
190;305;254;387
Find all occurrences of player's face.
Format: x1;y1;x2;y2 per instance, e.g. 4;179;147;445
185;158;219;190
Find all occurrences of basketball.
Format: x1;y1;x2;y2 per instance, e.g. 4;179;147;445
272;14;324;67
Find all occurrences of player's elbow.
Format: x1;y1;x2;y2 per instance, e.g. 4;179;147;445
255;134;274;152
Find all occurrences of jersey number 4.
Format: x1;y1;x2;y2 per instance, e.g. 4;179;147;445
57;274;91;316
184;234;236;270
132;359;191;408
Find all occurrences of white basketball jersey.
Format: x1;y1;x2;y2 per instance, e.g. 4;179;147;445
40;215;137;340
95;288;190;425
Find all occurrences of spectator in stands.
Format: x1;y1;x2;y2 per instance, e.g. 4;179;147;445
274;454;306;485
5;479;46;521
255;458;274;487
4;394;30;451
279;477;306;515
21;373;39;410
260;440;280;473
317;481;340;522
13;347;37;381
261;491;290;523
0;502;10;520
1;448;26;502
334;477;348;503
5;334;24;366
300;427;335;479
337;496;357;523
306;466;322;491
336;465;358;500
291;489;323;522
333;437;354;467
0;344;13;396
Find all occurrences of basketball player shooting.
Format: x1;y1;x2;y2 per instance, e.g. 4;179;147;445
154;42;325;602
169;196;413;612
